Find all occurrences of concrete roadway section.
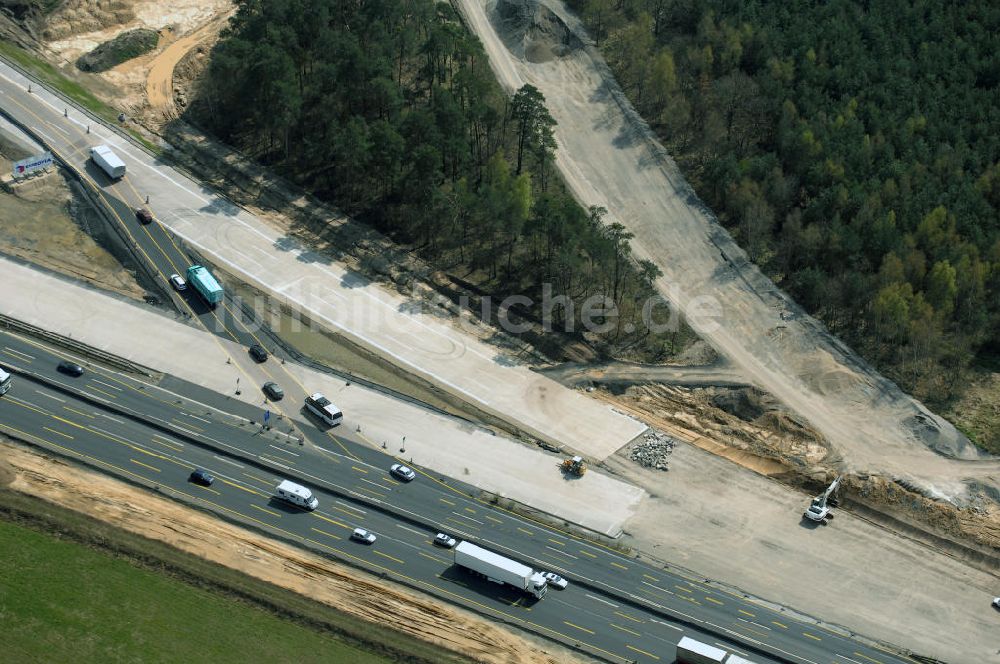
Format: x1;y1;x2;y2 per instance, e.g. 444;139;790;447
0;340;914;664
0;57;647;461
0;255;644;537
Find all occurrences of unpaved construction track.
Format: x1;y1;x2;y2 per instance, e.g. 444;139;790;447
454;0;1000;502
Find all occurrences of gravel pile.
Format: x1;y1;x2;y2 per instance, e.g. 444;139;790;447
629;431;674;470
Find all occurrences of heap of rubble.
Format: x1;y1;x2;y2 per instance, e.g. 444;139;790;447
629;431;674;470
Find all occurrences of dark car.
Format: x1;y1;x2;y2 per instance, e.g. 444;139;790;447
248;344;268;363
136;208;153;224
57;360;84;377
189;469;215;486
262;381;284;401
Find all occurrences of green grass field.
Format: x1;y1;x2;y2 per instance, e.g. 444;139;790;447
0;518;390;663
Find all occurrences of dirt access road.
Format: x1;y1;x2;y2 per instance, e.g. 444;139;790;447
452;0;1000;502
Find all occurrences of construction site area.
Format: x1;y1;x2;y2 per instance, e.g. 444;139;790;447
0;0;998;662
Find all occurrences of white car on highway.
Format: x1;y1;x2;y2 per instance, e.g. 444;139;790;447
541;571;568;589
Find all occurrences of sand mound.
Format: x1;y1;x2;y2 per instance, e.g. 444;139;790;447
489;0;582;63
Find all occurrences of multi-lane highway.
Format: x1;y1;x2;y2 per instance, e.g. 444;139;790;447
0;330;915;664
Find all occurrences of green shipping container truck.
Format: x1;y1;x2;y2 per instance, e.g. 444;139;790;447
186;265;224;307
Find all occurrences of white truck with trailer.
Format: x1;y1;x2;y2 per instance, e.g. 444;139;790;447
453;541;547;599
676;636;755;664
89;144;126;179
275;480;318;510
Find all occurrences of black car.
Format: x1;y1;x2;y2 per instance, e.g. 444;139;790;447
189;469;215;486
262;381;284;401
57;360;84;377
248;344;268;362
136;208;153;224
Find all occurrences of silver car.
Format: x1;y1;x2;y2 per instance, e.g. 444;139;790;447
350;528;376;544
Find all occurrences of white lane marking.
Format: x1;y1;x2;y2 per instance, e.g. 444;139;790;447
180;412;211;423
213;455;245;468
99;413;125;424
3;346;34;360
334;500;365;514
91;379;122;392
450;511;484;525
545;545;578;559
35;391;65;402
268;444;300;457
395;524;428;538
584;593;619;608
649;618;683;631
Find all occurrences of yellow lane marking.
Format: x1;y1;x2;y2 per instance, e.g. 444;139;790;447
517;527;534;535
704;596;724;605
129;458;160;472
485;515;503;524
373;551;405;564
42;426;73;440
310;527;342;541
351;465;368;474
312;513;350;529
439;497;456;506
563;621;595;635
642;574;659;582
614;611;644;624
547;538;565;546
802;632;822;641
241;472;271;486
63;406;94;419
464;507;477;514
738;609;755;617
610;623;641;637
579;549;598;558
772;620;788;629
852;652;886;664
610;561;629;570
626;644;659;660
419;552;447;564
89;386;118;400
172;418;203;431
250;504;281;518
222;479;265;496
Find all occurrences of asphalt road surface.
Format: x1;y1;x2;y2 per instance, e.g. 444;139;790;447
0;330;915;664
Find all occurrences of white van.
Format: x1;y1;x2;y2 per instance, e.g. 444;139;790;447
89;144;126;179
304;392;343;426
275;480;318;510
0;367;11;396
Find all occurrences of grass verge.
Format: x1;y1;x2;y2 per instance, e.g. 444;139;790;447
0;487;470;664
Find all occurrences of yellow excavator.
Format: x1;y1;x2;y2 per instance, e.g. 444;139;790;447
561;455;587;477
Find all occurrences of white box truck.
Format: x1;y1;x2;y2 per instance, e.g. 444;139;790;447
275;480;318;510
90;144;126;179
676;636;727;664
453;541;547;599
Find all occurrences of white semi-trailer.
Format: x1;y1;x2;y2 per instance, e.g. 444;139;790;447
89;144;126;179
453;541;547;599
676;636;756;664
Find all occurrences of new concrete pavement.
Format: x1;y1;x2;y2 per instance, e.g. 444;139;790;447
0;331;915;664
